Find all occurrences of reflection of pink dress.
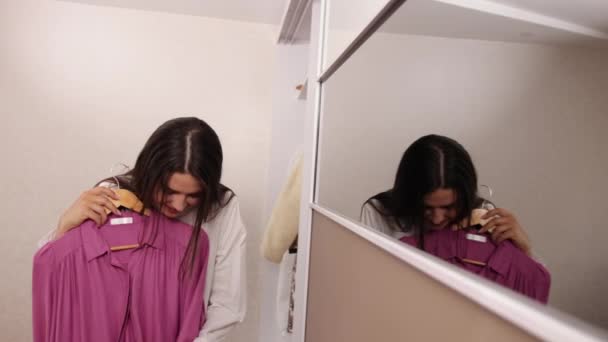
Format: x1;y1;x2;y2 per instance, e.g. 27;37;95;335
400;229;551;303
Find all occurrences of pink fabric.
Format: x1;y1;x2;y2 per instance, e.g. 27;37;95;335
32;211;209;342
401;229;550;303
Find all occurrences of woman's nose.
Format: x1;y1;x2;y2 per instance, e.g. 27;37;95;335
171;196;187;211
431;210;445;224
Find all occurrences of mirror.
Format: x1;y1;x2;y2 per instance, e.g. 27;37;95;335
317;0;608;329
324;0;391;70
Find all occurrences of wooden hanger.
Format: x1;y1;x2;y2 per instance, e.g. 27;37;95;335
110;244;140;252
456;209;493;266
105;189;151;216
105;189;149;251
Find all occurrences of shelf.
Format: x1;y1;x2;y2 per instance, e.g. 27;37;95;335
377;0;608;46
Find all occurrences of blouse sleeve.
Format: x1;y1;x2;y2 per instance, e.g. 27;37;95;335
32;245;57;342
194;198;247;342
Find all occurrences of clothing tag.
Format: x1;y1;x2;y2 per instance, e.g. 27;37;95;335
110;217;133;225
466;233;487;243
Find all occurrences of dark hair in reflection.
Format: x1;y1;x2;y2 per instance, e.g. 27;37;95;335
364;134;481;249
101;117;234;276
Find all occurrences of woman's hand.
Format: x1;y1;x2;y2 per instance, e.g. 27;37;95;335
479;208;531;255
55;187;122;238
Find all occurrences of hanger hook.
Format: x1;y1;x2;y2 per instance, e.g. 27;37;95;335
480;184;493;198
479;184;495;210
109;163;130;190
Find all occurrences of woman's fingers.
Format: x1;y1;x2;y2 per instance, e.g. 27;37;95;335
482;208;512;220
479;217;508;233
84;208;103;226
93;195;121;216
476;207;531;254
92;187;120;201
490;224;510;241
495;228;515;244
58;187;121;235
88;203;108;227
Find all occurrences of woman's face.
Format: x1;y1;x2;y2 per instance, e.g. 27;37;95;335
423;188;458;230
154;172;203;218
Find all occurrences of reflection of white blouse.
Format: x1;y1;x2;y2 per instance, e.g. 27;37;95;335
359;199;414;240
39;190;247;342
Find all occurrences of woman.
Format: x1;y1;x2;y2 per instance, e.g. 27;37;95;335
40;117;246;342
361;134;531;254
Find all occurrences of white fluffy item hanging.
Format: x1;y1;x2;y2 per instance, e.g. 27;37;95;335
261;155;303;263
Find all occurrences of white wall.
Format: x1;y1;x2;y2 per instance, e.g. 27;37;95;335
0;1;276;341
317;32;608;328
259;43;309;342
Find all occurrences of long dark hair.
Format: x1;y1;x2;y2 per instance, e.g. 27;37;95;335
365;134;481;249
104;117;234;275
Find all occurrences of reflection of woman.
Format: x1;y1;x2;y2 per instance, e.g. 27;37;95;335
40;117;246;342
361;134;531;255
361;135;551;303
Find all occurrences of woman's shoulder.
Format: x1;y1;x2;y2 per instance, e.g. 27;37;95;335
34;222;92;268
363;198;383;209
191;191;244;230
202;192;246;245
360;198;401;235
213;191;241;218
361;198;387;218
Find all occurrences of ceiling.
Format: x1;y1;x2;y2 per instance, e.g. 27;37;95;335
60;0;288;25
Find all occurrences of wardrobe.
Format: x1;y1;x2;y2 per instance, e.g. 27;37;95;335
274;1;608;341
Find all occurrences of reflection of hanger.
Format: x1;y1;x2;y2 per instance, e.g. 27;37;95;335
461;257;486;267
466;208;491;230
459;218;488;266
460;225;488;267
460;185;494;230
106;167;148;252
459;207;492;267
